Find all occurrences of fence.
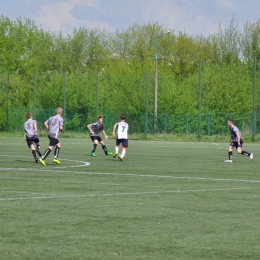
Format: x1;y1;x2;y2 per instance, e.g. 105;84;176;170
5;108;260;137
1;58;260;139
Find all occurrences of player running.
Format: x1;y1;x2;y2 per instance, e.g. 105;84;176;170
39;107;64;166
112;114;129;162
87;115;112;157
225;118;253;163
24;112;42;163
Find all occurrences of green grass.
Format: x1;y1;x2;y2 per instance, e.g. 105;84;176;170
0;137;260;259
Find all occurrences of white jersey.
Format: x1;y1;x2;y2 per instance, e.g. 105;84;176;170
116;121;129;139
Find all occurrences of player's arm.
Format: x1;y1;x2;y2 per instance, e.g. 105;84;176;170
44;120;49;130
59;125;64;132
102;130;108;140
236;132;241;146
33;122;38;133
87;124;95;135
112;123;118;136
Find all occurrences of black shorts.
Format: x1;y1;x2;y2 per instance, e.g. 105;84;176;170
230;140;243;149
48;136;59;147
90;135;102;142
116;139;128;147
26;136;40;148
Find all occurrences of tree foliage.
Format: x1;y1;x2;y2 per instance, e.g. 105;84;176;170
1;14;260;129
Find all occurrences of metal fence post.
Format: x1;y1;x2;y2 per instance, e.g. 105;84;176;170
145;72;148;136
63;71;66;131
207;112;211;136
96;71;99;118
198;58;202;140
6;68;10;131
252;56;256;141
164;113;167;134
186;113;189;135
33;72;37;118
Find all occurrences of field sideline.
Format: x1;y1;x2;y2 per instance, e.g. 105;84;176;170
0;137;260;260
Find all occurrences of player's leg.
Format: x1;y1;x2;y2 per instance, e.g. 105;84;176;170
26;138;39;163
113;140;120;158
35;138;42;157
53;142;61;164
90;137;98;156
237;141;253;161
100;138;112;156
39;136;54;166
224;143;233;162
118;140;128;162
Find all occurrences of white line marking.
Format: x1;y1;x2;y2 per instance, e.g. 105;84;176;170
1;167;260;184
0;155;90;168
0;187;258;202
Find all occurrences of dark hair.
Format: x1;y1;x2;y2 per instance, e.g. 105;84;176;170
227;118;233;123
97;115;103;119
120;114;126;120
26;112;33;119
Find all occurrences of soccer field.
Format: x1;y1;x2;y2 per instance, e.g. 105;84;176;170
0;137;260;260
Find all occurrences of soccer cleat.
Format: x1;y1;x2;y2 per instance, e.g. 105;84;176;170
90;153;97;157
35;157;39;163
53;159;61;164
250;153;254;162
106;152;113;156
224;160;232;163
118;155;124;162
113;153;118;158
39;158;46;166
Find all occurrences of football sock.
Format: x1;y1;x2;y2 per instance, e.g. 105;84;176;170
92;144;97;153
115;146;119;153
54;147;60;159
102;145;108;154
121;150;126;157
42;148;52;160
228;151;232;160
241;151;250;156
36;145;42;157
32;150;37;159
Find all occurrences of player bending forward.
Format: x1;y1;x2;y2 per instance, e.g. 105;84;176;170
39;107;64;166
87;115;112;157
225;118;253;163
112;114;129;162
24;112;42;163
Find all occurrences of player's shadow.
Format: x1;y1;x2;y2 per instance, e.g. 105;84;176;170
16;160;36;164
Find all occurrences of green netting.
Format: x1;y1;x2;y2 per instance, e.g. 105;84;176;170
4;108;258;136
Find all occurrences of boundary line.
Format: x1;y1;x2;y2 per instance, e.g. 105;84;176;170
1;167;260;184
0;187;259;202
0;155;90;168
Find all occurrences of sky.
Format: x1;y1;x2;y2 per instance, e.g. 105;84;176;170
0;0;260;36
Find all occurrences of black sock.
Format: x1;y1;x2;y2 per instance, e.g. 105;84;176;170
32;150;37;159
42;148;52;160
92;144;97;153
241;151;250;156
54;147;60;159
36;146;42;157
102;145;108;154
229;151;232;160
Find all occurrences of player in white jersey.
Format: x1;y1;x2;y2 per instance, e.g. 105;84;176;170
39;107;64;166
225;118;253;163
24;112;42;163
112;115;129;162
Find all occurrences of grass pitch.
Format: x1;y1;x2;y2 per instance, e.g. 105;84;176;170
0;137;260;260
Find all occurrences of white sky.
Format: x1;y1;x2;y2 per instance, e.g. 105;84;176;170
0;0;259;36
